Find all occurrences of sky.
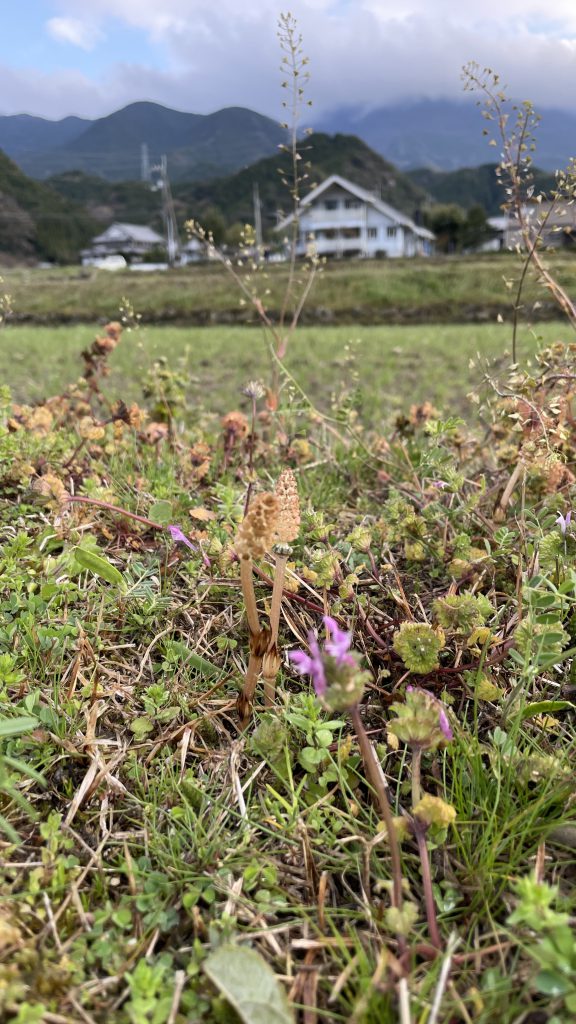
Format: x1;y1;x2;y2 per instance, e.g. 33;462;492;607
1;0;576;121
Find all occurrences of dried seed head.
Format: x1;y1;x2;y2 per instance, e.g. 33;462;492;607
235;493;279;559
222;410;249;439
105;321;123;343
242;380;265;400
275;469;300;543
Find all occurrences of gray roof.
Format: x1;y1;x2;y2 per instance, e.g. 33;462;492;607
92;223;164;245
276;174;435;240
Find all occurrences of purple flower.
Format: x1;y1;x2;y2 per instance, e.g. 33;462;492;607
168;524;196;552
438;706;453;741
431;480;448;489
289;632;327;696
323;615;354;666
556;510;572;536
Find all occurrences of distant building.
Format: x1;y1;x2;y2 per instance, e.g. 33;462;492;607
179;237;205;264
81;223;165;265
276;174;435;259
490;201;576;251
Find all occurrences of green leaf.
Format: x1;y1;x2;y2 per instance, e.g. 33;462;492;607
0;811;20;844
538;646;576;670
130;717;154;740
535;969;571;997
149;500;173;525
299;746;326;772
2;756;46;786
166;641;221;678
520;700;575;721
203;944;295;1024
74;546;126;590
0;716;38;739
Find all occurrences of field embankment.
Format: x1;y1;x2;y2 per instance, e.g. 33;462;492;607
2;253;575;325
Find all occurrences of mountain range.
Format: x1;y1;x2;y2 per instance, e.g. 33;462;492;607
315;99;576;172
0;102;285;182
1;98;574;184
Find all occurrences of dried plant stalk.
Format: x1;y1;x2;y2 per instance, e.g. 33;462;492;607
263;471;301;705
235;493;279;723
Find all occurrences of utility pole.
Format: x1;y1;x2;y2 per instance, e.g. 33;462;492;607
141;143;150;183
151;154;180;267
253;181;263;256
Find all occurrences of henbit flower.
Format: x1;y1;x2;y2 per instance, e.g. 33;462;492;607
168;524;196;552
438;706;453;741
289;632;327;696
556;510;572;536
289;616;368;709
323;615;355;666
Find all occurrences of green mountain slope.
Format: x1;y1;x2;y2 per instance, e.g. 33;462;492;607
47;171;162;229
47;133;427;243
173;132;427;233
0;150;97;264
17;102;286;183
407;163;557;215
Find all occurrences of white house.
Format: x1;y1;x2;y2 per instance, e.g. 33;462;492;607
276;175;435;259
81;223;165;266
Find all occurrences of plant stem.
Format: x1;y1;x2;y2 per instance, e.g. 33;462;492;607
238;652;263;727
269;553;288;646
66;495;163;530
411;747;422;809
413;819;442;950
243;394;258;517
240;556;260;636
349;705;403;914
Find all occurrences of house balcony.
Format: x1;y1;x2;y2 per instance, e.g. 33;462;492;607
297;233;369;257
302;208;366;227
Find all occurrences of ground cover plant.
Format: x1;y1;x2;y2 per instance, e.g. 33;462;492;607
2;24;576;1024
2;310;576;1023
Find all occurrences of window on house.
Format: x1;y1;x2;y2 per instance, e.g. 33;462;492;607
324;229;337;239
325;199;339;210
345;199;361;209
367;227;378;238
341;227;361;239
387;226;397;238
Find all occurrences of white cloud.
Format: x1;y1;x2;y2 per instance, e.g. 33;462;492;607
46;17;104;50
2;1;576;118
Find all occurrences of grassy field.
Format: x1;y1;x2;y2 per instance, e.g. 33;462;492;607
2;320;576;1022
3;320;567;416
2;251;576;324
2;255;576;1022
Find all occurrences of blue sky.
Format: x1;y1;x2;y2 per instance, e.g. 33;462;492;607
2;1;576;119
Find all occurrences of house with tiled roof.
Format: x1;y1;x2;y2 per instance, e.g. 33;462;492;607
276;174;435;259
81;222;165;265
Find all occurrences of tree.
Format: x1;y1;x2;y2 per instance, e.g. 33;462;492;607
424;204;465;253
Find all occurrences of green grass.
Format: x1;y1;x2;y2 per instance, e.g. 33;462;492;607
2;318;576;1023
3;320;567;416
3;251;576;323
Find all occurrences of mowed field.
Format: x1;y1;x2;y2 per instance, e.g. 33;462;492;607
3;321;567;417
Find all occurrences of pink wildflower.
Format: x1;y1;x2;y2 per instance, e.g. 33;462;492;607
168;524;196;551
323;615;354;665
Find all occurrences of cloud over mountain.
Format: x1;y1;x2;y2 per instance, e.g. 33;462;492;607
1;2;575;119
